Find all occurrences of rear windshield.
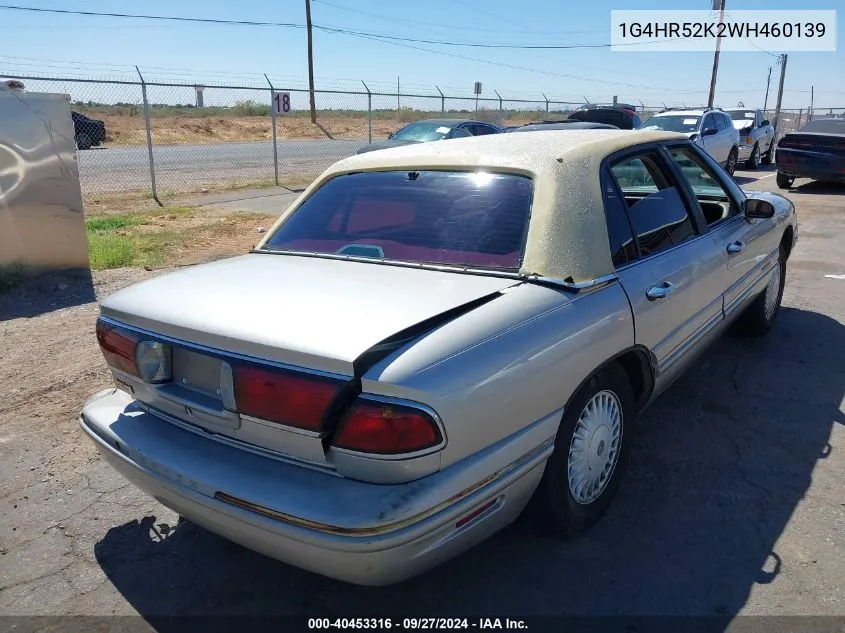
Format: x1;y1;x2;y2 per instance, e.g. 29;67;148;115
799;119;845;135
261;170;534;270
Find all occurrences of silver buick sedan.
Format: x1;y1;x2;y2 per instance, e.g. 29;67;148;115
81;130;797;586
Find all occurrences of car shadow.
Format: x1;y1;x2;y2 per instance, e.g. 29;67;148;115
0;267;95;320
93;306;843;627
787;180;845;196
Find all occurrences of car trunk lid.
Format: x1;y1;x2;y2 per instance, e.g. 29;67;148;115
99;254;519;467
100;253;519;376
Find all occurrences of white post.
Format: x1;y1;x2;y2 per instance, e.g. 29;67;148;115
265;74;279;187
135;66;161;207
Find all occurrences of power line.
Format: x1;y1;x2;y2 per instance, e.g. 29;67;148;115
0;3;681;50
314;0;608;38
0;4;306;28
319;27;702;92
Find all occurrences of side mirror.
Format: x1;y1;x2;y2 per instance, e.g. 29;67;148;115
745;198;775;219
702;127;718;137
761;119;770;127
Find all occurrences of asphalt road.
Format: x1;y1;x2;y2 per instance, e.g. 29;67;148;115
1;166;843;631
77;139;364;194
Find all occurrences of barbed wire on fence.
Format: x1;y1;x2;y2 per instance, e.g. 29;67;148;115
3;72;844;202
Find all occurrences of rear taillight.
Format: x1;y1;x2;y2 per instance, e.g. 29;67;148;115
332;398;442;455
232;363;344;431
135;340;172;383
96;318;172;382
96;319;139;377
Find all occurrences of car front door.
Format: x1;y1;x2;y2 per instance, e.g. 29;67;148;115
700;113;722;163
606;147;724;395
664;142;771;321
715;113;733;163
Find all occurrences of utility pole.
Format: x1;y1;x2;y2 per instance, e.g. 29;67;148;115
707;0;726;108
773;53;788;136
763;66;772;112
305;0;317;123
397;77;400;110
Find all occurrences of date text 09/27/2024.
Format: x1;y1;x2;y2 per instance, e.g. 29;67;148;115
307;618;529;630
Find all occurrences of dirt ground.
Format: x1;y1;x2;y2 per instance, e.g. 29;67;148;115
83;113;539;146
0;167;843;629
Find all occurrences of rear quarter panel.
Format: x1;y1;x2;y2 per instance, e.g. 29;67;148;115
362;282;635;469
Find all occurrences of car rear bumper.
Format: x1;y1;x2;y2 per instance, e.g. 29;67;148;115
777;149;845;182
80;388;555;586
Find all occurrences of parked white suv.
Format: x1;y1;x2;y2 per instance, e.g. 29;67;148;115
638;108;740;175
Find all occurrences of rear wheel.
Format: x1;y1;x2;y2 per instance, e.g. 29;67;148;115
725;148;738;176
736;245;786;337
776;172;794;189
745;143;760;170
533;364;635;537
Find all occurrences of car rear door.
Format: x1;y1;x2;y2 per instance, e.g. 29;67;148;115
605;146;724;393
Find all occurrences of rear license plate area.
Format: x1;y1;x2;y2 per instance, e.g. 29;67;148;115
173;347;222;399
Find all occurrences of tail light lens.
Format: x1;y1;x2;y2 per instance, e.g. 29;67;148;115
232;363;344;431
96;318;172;383
333;398;442;455
96;319;139;377
135;340;172;383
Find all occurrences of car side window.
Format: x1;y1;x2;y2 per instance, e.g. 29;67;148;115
470;124;495;136
667;144;746;226
702;113;716;131
609;153;696;258
449;128;472;139
601;170;638;267
714;114;728;131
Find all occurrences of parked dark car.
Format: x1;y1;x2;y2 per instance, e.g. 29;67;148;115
356;119;500;154
506;120;619;132
71;111;106;150
775;118;845;189
566;104;642;130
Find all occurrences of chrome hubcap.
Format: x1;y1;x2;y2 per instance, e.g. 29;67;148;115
728;154;736;173
764;261;781;320
568;390;623;505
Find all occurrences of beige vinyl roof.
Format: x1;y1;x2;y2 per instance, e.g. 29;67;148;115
260;129;688;282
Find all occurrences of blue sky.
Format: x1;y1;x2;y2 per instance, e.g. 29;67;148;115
0;0;842;109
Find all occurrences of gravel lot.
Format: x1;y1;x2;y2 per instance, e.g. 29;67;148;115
1;166;843;631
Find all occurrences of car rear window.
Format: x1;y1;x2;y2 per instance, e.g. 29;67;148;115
261;170;534;270
799;119;845;134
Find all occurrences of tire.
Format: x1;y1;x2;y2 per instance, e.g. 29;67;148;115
725;148;738;176
745;143;760;170
761;143;774;165
76;133;92;150
776;172;794;189
532;363;635;537
736;245;786;337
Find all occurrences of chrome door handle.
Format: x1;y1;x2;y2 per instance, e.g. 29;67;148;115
727;241;746;254
646;281;676;301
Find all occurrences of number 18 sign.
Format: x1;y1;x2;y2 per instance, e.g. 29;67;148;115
272;91;292;115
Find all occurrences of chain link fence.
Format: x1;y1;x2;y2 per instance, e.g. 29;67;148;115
4;73;843;203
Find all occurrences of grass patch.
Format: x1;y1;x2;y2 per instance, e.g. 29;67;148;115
85;207;196;270
84;207;271;271
87;234;135;270
86;215;148;232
